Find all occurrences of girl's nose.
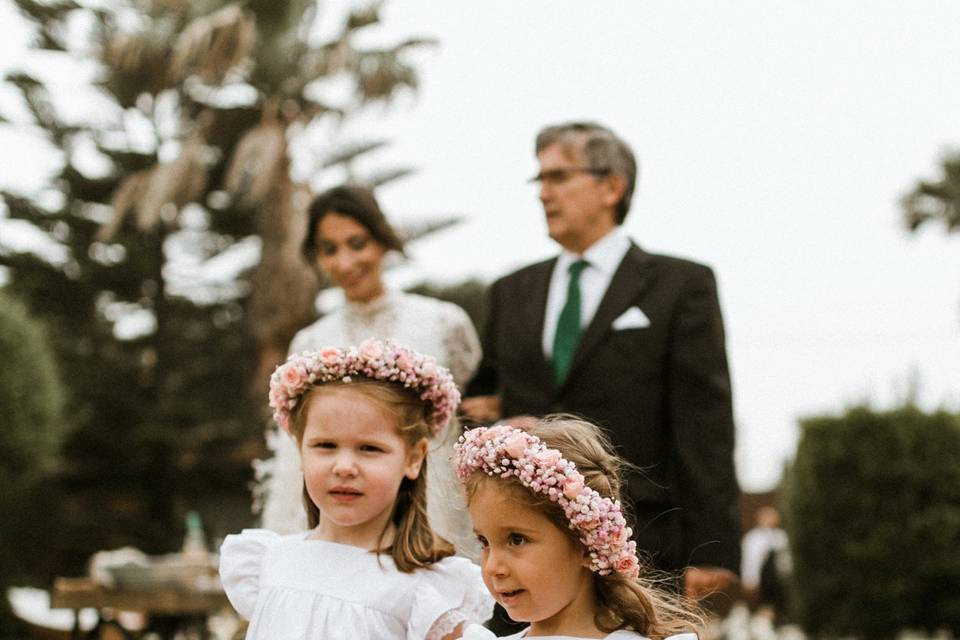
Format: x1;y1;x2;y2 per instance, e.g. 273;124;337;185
483;547;508;578
332;452;359;477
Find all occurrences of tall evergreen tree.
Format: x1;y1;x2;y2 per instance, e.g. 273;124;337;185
0;0;434;576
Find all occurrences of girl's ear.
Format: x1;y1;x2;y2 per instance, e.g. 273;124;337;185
404;437;429;480
580;543;593;570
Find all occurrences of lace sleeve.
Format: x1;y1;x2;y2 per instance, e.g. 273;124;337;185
440;305;482;387
408;557;495;640
424;610;465;640
422;601;494;640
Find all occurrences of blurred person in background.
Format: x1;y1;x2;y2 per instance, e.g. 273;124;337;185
464;121;741;608
741;505;792;624
257;184;481;558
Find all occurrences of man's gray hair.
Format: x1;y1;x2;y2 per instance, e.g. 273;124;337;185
535;121;638;224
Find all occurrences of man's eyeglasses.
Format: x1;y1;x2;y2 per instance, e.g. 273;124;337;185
528;167;610;185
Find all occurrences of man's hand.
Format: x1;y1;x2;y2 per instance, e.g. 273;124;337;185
460;395;502;423
683;566;739;601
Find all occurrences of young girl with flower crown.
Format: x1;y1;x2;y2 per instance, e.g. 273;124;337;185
455;416;702;640
219;339;494;640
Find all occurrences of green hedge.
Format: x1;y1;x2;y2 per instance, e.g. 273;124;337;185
0;291;67;635
0;291;66;475
787;405;960;638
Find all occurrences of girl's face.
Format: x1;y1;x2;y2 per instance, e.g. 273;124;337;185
469;480;600;637
300;386;427;548
315;212;387;303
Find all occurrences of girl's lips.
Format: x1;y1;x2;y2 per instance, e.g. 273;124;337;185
498;589;525;606
329;487;362;502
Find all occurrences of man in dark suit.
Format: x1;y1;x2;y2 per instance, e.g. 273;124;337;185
463;121;740;599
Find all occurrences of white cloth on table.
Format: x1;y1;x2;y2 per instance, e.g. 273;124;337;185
220;529;494;640
256;290;482;559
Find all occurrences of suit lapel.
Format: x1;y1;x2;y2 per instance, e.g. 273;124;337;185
525;258;557;391
560;243;654;392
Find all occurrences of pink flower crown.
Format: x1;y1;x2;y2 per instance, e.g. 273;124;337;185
454;424;640;579
268;338;460;437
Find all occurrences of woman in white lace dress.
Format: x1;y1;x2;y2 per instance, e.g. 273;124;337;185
258;185;481;558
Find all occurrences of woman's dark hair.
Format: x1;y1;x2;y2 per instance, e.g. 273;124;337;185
301;184;405;264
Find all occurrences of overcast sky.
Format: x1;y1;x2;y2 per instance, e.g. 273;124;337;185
2;1;959;491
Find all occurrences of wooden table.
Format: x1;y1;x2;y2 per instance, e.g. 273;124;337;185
51;577;232;640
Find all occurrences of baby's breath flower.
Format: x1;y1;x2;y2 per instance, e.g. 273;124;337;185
454;425;640;579
268;338;459;437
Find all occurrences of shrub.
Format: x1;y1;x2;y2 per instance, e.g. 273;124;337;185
0;291;66;475
787;405;960;638
0;291;67;635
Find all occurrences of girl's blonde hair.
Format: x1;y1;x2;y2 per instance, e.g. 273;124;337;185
464;414;703;639
289;379;454;572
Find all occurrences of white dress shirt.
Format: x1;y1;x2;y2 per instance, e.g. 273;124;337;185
541;227;632;358
740;525;791;590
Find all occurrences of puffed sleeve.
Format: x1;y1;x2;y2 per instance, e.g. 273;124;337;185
459;624;498;640
438;302;482;388
218;529;280;619
408;556;495;640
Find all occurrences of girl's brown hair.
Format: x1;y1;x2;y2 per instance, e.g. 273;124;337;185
464;414;703;639
289;379;454;572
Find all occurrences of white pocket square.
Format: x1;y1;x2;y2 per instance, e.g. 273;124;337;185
612;306;650;330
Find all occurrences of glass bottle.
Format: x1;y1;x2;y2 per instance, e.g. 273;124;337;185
181;510;208;562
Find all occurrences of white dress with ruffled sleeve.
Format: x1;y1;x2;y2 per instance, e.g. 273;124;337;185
461;624;699;639
256;290;482;558
220;529;494;640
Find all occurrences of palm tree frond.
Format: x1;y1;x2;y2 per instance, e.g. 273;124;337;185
365;166;415;188
321;139;389;169
355;51;417;102
170;5;257;85
100;29;174;103
299;98;345;121
396;215;465;244
98;169;151;241
392;37;440;52
12;0;78;26
345;1;383;31
223;121;288;206
902;151;960;233
135;141;211;230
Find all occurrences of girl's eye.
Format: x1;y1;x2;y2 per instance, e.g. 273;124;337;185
347;236;369;251
476;535;489;548
313;441;336;449
359;444;383;452
508;533;527;546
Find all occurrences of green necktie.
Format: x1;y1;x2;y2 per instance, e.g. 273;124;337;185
552;259;588;384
